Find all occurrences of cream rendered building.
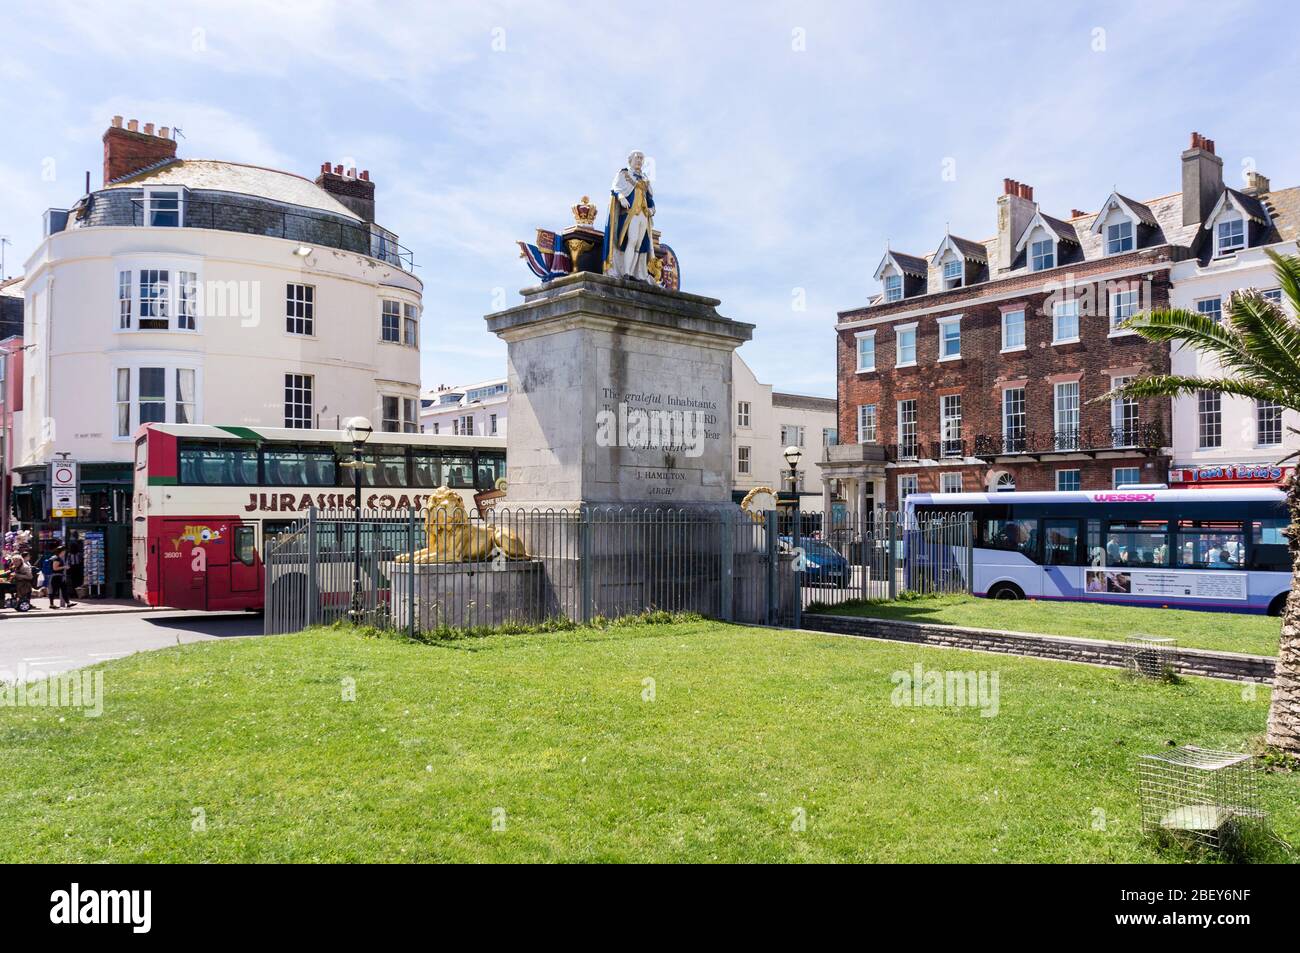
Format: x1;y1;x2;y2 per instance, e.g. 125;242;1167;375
15;118;421;589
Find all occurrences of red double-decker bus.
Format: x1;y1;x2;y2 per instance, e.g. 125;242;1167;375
132;423;506;611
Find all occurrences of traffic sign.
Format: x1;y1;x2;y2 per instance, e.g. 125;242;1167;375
50;458;78;519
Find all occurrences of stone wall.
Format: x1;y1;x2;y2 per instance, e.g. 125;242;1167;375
801;612;1275;683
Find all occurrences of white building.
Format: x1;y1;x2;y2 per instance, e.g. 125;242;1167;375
420;379;508;437
730;351;837;521
14;117;422;589
1168;174;1300;487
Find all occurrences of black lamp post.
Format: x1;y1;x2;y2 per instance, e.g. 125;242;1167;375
784;443;804;536
342;416;373;623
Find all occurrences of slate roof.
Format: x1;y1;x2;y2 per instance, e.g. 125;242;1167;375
103;159;362;221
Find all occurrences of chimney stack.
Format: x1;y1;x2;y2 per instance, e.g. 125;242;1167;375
315;160;376;223
102;117;178;186
1070;209;1087;219
1244;170;1271;196
1182;130;1224;227
996;178;1037;274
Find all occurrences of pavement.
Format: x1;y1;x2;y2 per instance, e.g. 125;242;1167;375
0;607;265;680
4;598;161;618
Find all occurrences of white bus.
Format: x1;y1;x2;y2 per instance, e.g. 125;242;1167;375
906;487;1292;615
132;423;506;611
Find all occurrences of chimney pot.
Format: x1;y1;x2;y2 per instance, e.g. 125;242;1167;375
1023;184;1034;201
321;162;331;174
143;123;154;136
127;119;139;132
111;115;123;128
334;164;343;175
360;170;369;181
1206;138;1215;155
159;127;169;139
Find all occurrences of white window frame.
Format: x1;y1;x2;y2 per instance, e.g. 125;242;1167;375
1055;469;1082;492
737;445;751;475
781;425;806;448
898;474;919;501
883;272;903;303
113;257;203;334
1054;380;1080;448
737;400;751;428
285;373;314;429
1105;219;1134;256
1108;287;1139;334
1030;237;1055;272
1112;467;1141;489
1110;375;1137;447
1215;215;1245;257
857;404;877;444
1196;296;1222;323
286;282;315;336
112;358;204;440
895;323;918;367
940;394;962;457
380;299;402;343
403;303;419;347
941;256;963;290
1052;299;1080;344
142;187;184;228
940;472;963;493
897;399;918;459
855;329;876;372
1257;399;1283;448
937;315;962;361
1001;308;1026;352
1002;387;1026;452
1197;390;1222;450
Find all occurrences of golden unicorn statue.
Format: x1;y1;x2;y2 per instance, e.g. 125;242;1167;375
394;486;528;564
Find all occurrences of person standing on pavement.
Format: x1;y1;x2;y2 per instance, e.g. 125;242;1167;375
47;548;75;609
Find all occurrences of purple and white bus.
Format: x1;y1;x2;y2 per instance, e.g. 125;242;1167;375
906;487;1292;615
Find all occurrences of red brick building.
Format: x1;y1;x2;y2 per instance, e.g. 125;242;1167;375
823;136;1243;512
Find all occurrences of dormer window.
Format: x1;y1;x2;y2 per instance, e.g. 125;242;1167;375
1106;220;1134;255
143;188;182;227
942;258;962;289
1216;217;1245;257
1030;238;1055;272
884;273;902;302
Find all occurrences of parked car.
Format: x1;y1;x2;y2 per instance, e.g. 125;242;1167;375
780;536;849;588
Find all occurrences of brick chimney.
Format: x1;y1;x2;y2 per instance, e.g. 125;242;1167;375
996;179;1037;274
1181;131;1223;227
102;116;178;186
314;162;376;223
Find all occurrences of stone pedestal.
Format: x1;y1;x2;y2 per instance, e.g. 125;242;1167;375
484;272;754;511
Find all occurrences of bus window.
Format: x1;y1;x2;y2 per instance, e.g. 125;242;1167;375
1175;520;1245;570
1249;518;1290;572
984;519;1037;560
135;436;148;471
1104;520;1168;568
1043;520;1082;566
234;525;256;566
1086;518;1103;566
180;443;259;485
264;448;337;486
442;455;475;489
364;452;408;488
476;451;505;489
411;453;440;488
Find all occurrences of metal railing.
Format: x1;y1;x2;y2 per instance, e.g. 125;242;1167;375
808;509;974;610
972;423;1163;457
130;197;415;270
264;505;804;636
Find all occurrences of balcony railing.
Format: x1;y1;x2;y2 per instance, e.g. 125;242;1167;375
972;423;1163;458
130;197;415;271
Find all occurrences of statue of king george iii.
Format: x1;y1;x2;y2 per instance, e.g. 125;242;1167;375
602;150;656;282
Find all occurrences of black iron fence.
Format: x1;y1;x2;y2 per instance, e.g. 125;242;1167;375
972;423;1163;457
263;505;974;635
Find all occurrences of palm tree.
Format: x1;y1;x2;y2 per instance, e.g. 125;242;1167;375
1102;249;1300;754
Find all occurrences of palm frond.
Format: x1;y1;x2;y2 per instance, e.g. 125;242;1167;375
1093;373;1291;406
1266;249;1300;315
1224;288;1300;400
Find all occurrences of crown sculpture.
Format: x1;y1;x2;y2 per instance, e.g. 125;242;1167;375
517;150;681;291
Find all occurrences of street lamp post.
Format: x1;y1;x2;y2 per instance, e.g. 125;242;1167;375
341;416;374;623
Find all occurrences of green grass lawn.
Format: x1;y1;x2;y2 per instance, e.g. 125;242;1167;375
0;619;1294;863
808;593;1281;657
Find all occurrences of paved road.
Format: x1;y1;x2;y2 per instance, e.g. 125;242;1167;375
0;609;265;680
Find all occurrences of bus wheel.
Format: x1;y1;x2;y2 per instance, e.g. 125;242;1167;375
1268;592;1289;617
988;582;1024;601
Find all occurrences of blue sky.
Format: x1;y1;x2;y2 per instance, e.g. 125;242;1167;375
4;0;1299;397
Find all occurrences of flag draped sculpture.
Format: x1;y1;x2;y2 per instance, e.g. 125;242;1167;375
603;150;656;281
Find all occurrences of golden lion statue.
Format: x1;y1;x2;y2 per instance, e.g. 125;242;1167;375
394;486;528;564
